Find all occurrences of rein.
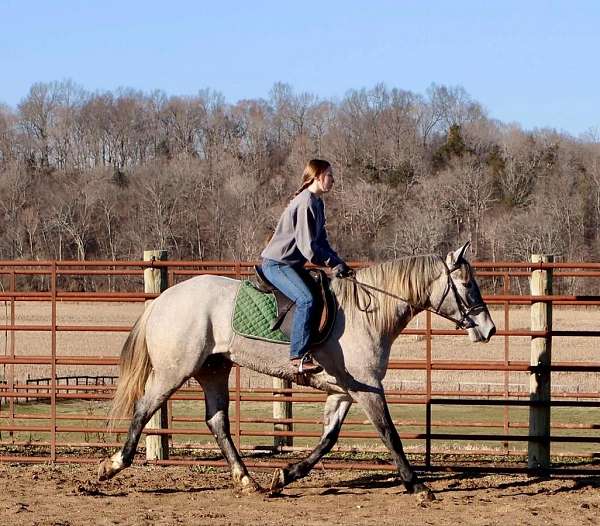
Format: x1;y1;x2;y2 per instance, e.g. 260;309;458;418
345;260;485;330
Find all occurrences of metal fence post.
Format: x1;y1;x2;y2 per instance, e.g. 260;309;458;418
143;250;169;461
528;254;553;470
50;261;57;461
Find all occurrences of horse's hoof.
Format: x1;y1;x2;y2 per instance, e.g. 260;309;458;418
416;489;436;505
269;468;287;495
239;475;263;495
97;459;118;481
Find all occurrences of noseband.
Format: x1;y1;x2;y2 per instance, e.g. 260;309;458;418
346;258;485;330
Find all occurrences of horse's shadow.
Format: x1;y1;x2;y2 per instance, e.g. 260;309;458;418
327;472;411;490
137;486;221;495
78;483;218;497
87;471;600;499
331;471;600;497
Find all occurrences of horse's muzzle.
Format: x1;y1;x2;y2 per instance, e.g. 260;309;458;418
485;325;496;342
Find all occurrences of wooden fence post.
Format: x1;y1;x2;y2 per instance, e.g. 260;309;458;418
528;254;553;470
273;377;293;449
144;249;169;461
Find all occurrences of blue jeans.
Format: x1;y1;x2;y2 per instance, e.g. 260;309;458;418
261;259;315;359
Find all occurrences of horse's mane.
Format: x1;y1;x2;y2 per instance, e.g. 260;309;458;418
330;255;445;334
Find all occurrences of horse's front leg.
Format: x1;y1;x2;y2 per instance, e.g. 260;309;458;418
350;387;435;502
270;393;352;494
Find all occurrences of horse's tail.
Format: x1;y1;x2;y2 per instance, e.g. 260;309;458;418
107;304;154;431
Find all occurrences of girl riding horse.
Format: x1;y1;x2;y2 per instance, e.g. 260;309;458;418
261;159;353;373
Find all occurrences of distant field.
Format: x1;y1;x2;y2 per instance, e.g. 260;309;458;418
0;301;598;394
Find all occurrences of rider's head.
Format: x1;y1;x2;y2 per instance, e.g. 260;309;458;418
296;159;333;196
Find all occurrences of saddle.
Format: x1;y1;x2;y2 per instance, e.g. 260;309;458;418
253;266;337;345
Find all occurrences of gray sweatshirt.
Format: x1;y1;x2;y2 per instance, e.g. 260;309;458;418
261;189;344;268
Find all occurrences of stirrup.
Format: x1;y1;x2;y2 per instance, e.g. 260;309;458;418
293;354;322;374
299;354;309;374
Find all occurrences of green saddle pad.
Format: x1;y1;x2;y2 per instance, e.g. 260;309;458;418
232;281;290;344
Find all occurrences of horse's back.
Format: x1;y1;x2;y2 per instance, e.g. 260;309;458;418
150;273;239;319
145;275;241;370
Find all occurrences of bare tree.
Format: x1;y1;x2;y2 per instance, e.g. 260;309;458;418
0;163;33;258
0;104;17;164
162;95;205;157
427;83;485;130
382;183;451;258
0;79;597;271
50;182;96;261
435;155;496;257
18;82;65;168
49;80;86;170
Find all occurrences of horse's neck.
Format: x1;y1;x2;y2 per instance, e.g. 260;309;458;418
383;260;437;341
387;303;420;342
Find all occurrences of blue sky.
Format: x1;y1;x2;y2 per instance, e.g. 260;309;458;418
1;0;599;136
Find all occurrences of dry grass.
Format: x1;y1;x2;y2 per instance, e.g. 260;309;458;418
0;300;143;382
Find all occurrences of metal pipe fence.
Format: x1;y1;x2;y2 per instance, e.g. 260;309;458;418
0;258;598;474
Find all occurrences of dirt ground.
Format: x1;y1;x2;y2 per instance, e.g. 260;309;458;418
0;463;599;526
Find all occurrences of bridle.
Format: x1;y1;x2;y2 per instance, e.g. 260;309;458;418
432;260;487;329
345;258;486;330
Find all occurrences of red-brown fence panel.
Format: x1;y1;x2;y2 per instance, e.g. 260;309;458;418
0;258;598;475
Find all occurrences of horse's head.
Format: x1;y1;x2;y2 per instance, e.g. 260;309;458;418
430;242;496;343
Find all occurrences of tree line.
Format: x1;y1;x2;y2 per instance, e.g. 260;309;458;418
1;80;599;274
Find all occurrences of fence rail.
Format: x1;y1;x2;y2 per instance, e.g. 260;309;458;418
0;257;599;474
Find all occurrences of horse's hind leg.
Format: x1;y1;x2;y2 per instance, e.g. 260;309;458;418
270;393;352;494
350;388;434;501
195;356;261;494
98;370;187;481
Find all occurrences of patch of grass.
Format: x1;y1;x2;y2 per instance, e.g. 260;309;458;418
2;397;597;459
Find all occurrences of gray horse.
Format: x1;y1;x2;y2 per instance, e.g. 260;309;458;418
98;243;495;501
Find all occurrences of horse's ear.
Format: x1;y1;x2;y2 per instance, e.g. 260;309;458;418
446;241;471;268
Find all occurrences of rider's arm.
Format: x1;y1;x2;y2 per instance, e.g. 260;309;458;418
295;198;344;269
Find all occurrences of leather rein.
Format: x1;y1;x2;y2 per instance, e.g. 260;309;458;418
345;258;486;330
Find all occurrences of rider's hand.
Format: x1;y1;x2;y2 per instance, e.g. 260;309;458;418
334;262;355;279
